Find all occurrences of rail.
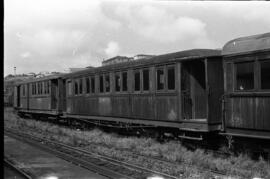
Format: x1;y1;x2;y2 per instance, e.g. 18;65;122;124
5;128;178;179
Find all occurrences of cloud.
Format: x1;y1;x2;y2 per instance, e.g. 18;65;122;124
113;5;209;44
105;41;120;57
20;52;31;58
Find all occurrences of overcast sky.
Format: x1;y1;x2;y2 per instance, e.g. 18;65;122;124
4;0;270;76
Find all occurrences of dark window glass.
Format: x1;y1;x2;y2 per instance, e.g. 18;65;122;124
41;82;43;94
99;75;104;93
47;82;49;94
39;83;41;94
134;71;140;91
91;77;95;93
105;74;110;92
38;83;40;94
79;79;83;94
44;82;46;94
122;72;128;92
168;67;175;90
157;68;165;90
46;81;49;94
23;85;25;96
236;62;254;90
32;84;34;95
115;73;120;92
67;81;72;95
75;80;78;95
261;61;270;89
86;78;90;93
143;69;149;91
35;83;37;94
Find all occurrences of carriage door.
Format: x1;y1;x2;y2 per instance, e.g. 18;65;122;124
181;60;207;120
181;65;192;119
51;80;58;110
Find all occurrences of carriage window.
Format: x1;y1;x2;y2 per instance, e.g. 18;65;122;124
91;77;95;93
41;82;43;94
105;74;110;92
99;75;104;93
168;67;175;90
134;71;140;91
44;82;46;94
39;83;41;94
32;83;34;95
115;73;120;92
22;85;25;96
47;81;50;94
236;62;254;90
44;82;47;94
38;83;40;94
75;80;79;95
86;78;90;94
33;83;36;95
46;81;49;94
157;68;165;90
35;83;37;95
67;81;72;95
143;69;149;91
79;79;83;94
122;72;128;92
261;60;270;89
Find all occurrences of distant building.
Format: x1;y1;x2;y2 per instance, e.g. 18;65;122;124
68;68;86;73
102;56;133;66
133;54;155;60
102;54;155;66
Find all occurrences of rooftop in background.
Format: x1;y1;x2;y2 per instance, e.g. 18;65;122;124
102;54;155;66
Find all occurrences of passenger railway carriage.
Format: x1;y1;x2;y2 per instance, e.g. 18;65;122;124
14;74;65;117
222;33;270;140
12;33;270;145
62;49;223;139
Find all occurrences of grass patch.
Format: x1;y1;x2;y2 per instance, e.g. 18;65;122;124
4;108;270;178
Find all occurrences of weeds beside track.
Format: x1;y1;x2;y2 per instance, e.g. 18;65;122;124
5;128;178;179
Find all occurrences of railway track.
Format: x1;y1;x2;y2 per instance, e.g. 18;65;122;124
79;141;230;178
4;158;32;179
5;128;179;179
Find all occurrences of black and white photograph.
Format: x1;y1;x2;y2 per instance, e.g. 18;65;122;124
4;0;270;178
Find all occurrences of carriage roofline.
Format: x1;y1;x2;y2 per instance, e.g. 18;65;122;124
15;74;64;85
222;32;270;56
63;49;221;79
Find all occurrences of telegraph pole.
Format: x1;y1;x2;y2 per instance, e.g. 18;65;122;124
14;67;16;76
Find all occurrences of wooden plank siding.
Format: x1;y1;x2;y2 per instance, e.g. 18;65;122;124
223;47;270;137
226;96;270;131
64;56;223;132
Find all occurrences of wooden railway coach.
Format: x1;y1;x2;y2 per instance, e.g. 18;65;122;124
14;74;65;116
62;49;223;139
222;33;270;140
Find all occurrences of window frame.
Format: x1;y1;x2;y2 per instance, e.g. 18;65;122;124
259;59;270;91
167;65;176;91
234;61;256;92
85;77;90;94
115;72;121;93
90;76;95;94
74;79;79;95
156;66;166;92
121;71;128;93
134;69;141;93
67;80;73;96
142;68;150;92
104;73;111;93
